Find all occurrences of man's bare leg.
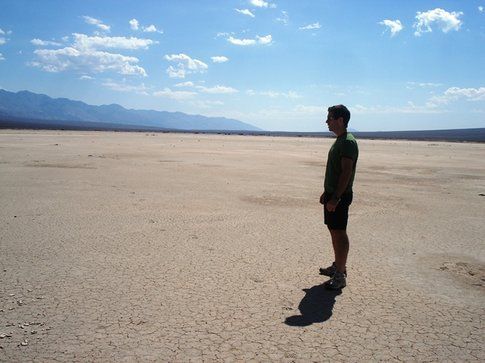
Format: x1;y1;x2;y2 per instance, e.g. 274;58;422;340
329;229;349;273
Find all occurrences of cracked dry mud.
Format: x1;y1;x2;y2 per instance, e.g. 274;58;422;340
1;130;484;362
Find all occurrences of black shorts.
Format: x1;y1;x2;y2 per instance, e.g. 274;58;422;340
323;193;353;230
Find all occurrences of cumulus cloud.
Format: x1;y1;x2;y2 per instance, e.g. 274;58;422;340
164;53;208;79
353;103;442;114
379;19;403;37
0;53;4;61
249;0;276;8
247;89;301;99
299;22;321;30
276;11;289;25
479;6;484;13
413;8;463;36
31;47;147;76
129;19;139;30
30;33;155;76
406;81;442;89
72;33;156;50
174;81;238;94
256;34;272;44
236;9;255;17
79;75;94;80
130;19;163;34
82;16;110;32
211;56;229;63
227;34;272;46
153;88;197;100
197;85;238;94
174;81;195;87
227;36;255;46
0;38;5;45
31;38;63;47
142;25;162;33
427;87;485;107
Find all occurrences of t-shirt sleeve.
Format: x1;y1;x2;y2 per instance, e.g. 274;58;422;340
341;140;358;161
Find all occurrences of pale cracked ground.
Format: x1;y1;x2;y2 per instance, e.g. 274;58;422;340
0;130;484;362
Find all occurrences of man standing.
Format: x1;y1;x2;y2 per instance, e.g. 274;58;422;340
319;104;358;290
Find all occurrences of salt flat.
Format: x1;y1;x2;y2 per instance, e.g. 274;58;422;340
0;130;484;361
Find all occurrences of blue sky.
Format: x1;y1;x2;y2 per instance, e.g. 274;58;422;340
0;0;484;131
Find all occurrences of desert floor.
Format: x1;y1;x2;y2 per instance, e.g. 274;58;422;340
0;130;484;362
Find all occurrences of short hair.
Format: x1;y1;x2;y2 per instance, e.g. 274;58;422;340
328;104;351;127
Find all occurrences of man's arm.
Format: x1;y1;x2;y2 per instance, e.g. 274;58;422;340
326;157;354;212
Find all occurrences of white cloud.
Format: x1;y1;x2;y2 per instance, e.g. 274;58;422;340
173;82;237;94
256;34;272;44
353;103;442;114
165;54;208;70
130;19;163;34
0;38;5;45
294;105;323;114
299;22;321;30
166;65;185;78
479;6;484;13
0;29;4;35
175;81;195;87
31;38;63;47
129;19;139;31
197;85;238;94
249;0;276;8
236;9;255;18
276;11;289;25
413;8;463;36
31;47;147;76
142;25;162;33
228;36;256;46
102;80;149;94
191;100;224;109
73;33;156;50
227;34;272;46
79;75;94;80
406;81;442;89
30;32;154;77
82;16;111;32
211;56;229;63
248;90;301;99
0;53;4;61
153;88;197;100
427;87;485;107
216;32;230;38
164;53;208;79
379;19;403;37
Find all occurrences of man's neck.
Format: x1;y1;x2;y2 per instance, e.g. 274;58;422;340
334;129;347;137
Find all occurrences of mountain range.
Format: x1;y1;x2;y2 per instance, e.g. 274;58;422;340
0;89;261;131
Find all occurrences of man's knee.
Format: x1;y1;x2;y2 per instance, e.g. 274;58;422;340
329;229;348;240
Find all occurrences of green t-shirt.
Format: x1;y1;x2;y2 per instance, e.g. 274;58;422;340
324;132;358;195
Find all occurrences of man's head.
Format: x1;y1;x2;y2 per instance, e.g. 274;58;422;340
327;104;351;128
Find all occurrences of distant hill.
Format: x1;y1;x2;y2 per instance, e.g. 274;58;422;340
0;89;262;131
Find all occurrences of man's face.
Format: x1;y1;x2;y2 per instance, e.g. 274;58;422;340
326;113;340;133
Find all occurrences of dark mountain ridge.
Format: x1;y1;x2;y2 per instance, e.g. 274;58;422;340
0;89;261;131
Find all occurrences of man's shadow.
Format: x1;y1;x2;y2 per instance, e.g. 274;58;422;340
284;283;342;326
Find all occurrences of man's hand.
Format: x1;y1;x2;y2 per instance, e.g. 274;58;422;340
326;197;339;212
319;193;325;205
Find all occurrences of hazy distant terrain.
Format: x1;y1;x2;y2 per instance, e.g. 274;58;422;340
0;89;261;131
1;89;484;142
